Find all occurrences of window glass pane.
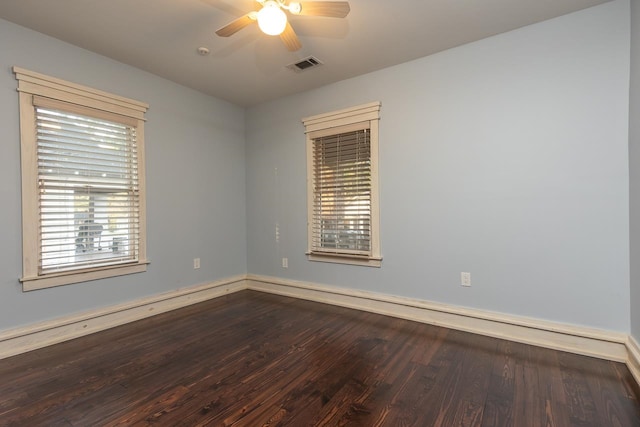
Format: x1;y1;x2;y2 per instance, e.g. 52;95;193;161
312;129;371;255
36;106;139;274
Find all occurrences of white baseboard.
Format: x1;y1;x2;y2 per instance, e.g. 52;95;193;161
0;275;247;360
246;274;629;363
627;336;640;385
1;272;636;387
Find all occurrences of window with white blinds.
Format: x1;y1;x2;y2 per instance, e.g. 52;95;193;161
15;67;149;290
36;102;140;274
311;129;371;255
303;102;381;267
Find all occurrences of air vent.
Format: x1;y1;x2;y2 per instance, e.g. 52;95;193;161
287;56;323;72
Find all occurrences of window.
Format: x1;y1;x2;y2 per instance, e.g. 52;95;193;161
15;67;149;290
303;102;381;267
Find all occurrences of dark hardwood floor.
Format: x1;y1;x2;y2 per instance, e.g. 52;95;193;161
0;290;639;426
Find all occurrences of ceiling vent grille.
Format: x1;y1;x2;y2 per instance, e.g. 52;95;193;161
287;56;323;72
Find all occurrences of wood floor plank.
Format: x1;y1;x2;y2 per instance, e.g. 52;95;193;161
482;339;518;426
0;290;638;426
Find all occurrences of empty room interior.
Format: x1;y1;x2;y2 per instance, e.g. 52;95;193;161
2;0;640;425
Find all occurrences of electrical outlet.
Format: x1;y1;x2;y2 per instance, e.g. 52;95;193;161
461;272;471;287
194;258;200;269
282;257;288;268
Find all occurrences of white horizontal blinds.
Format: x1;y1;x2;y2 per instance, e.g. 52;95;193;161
312;128;371;256
35;101;140;274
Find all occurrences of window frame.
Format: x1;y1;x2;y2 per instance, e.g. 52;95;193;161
303;102;382;267
15;67;149;291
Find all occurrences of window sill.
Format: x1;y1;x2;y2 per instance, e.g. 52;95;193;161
307;252;382;268
20;261;149;291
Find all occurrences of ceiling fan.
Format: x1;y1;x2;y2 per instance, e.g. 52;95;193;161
215;0;350;52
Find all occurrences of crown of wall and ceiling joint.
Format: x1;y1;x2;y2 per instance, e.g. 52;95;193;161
287;56;323;72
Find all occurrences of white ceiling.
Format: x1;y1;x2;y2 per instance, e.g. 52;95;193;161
0;0;611;107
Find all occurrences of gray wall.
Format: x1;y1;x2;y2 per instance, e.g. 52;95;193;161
631;0;640;341
0;19;247;330
246;0;631;331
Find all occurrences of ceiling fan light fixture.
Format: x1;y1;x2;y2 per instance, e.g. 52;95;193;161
288;2;302;14
257;1;287;36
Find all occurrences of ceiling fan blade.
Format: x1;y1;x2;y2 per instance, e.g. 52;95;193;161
215;13;256;37
280;21;302;51
293;1;350;18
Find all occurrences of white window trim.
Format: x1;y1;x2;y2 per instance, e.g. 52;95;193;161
14;67;149;291
303;102;382;267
